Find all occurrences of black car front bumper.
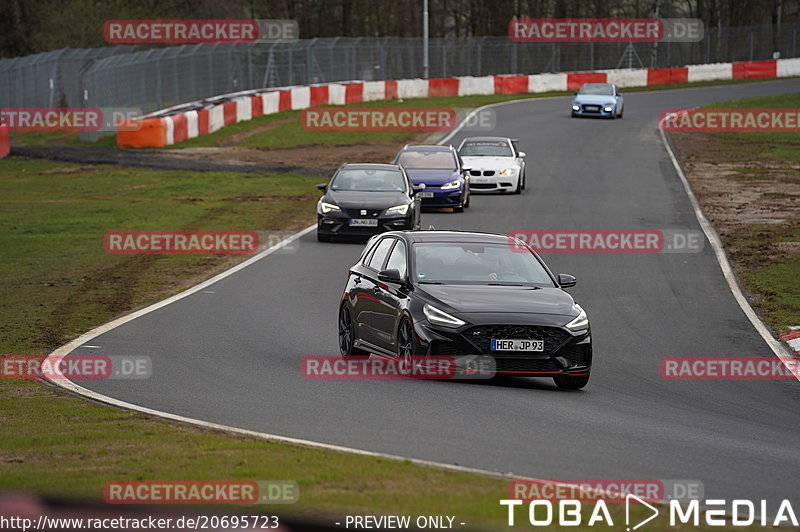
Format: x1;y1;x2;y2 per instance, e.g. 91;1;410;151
317;209;414;237
412;318;591;376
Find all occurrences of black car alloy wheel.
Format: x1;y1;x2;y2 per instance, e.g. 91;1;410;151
397;318;415;375
339;305;369;359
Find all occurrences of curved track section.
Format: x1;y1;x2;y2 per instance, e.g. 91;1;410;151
57;79;800;506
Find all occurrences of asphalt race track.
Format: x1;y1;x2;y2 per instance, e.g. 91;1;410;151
64;79;800;507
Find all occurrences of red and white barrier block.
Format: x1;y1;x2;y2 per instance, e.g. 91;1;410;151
0;123;9;158
117;57;800;148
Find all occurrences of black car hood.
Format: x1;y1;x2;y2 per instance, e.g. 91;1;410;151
326;190;410;210
419;284;578;317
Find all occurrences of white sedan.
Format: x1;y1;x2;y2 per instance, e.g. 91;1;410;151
456;137;526;194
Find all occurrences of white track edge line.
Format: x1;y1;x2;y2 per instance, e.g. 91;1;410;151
658;123;800;381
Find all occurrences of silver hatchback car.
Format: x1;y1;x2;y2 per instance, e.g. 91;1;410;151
571;83;624;119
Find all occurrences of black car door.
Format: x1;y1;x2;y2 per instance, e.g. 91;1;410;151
371;239;409;352
352;237;395;347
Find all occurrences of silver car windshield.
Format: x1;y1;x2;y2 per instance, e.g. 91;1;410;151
413;242;555;286
578;84;614;96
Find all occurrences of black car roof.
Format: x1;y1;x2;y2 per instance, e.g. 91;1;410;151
385;230;512;244
339;163;403;170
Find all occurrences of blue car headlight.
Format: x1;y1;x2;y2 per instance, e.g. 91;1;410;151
440;180;461;190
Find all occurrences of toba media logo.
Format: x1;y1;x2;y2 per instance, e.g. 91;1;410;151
501;478;797;528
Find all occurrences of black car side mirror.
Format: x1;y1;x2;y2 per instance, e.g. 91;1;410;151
316;183;327;192
558;273;577;288
378;269;404;284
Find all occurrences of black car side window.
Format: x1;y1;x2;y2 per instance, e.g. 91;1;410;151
367;238;395;271
385;240;407;278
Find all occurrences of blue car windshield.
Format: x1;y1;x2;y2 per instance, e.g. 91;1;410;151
459;141;513;157
397;151;457;169
578;84;614;96
413;242;555;286
330;169;407;192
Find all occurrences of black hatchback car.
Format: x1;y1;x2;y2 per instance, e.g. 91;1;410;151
317;163;423;242
338;230;592;389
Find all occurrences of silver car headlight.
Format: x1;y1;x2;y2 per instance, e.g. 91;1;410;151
565;305;589;332
385;204;409;216
440;180;461;190
499;168;517;176
572;104;580;111
423;304;465;328
318;201;340;214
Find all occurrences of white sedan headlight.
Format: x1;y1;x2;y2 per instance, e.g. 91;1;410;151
318;202;340;214
572;104;580;111
565;305;589;332
385;204;409;216
440;180;461;190
423;304;465;328
499;168;517;176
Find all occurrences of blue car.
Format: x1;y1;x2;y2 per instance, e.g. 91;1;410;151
571;83;624;119
393;145;471;212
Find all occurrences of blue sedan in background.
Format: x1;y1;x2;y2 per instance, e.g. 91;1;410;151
393;145;471;212
571;83;624;119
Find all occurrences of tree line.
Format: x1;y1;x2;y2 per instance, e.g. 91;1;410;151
1;0;796;57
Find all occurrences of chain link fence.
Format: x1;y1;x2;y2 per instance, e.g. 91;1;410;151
1;22;799;140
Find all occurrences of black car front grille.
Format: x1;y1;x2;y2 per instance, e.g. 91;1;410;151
494;358;564;373
469;170;496;176
555;344;590;367
471;183;497;189
344;208;382;218
464;325;571;356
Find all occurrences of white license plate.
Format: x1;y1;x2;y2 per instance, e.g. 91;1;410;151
585;105;600;111
491;338;543;352
472;177;488;183
418;191;434;198
349;218;378;227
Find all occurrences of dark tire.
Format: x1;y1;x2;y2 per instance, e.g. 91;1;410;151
553;373;590;390
396;318;416;376
513;176;522;194
619;108;624;119
317;232;331;242
453;204;464;213
339;305;369;359
521;170;526;190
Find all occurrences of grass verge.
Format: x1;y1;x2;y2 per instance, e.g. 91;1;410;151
670;92;800;334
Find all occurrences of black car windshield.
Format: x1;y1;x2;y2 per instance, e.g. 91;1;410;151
413;242;555;286
578;84;614;96
459;141;513;157
397;151;457;169
330;169;407;192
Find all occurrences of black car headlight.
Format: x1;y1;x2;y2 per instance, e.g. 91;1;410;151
384;204;409;216
423;303;465;328
318;201;340;214
565;305;589;332
440;180;461;190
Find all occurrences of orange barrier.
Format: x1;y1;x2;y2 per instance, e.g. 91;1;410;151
0;123;9;158
116;118;166;148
